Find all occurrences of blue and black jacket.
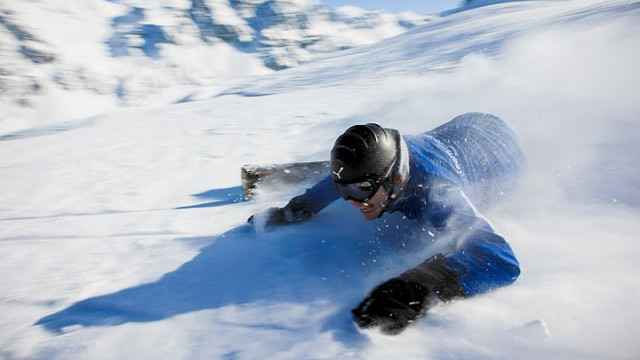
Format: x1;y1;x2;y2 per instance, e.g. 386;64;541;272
299;113;523;299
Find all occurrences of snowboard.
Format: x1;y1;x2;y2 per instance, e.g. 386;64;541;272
241;160;330;199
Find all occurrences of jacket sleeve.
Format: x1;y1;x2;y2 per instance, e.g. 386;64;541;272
420;184;520;298
297;175;342;214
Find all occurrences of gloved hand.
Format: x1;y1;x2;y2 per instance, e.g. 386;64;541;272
248;195;313;229
352;254;465;335
351;277;429;335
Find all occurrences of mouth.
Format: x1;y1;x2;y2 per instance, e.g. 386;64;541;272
359;203;376;213
360;206;374;213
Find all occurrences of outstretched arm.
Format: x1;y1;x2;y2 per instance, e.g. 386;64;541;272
248;175;341;228
352;184;520;334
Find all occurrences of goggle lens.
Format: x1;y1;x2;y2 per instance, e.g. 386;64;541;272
335;180;378;202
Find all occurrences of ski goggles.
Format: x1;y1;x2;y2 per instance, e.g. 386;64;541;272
335;179;380;203
334;159;396;202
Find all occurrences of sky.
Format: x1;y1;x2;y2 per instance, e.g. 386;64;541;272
321;0;464;14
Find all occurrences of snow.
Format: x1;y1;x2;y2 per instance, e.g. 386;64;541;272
0;0;431;133
1;0;640;359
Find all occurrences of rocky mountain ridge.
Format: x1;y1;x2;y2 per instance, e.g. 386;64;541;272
0;0;433;130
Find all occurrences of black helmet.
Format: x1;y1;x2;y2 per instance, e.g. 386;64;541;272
330;123;399;185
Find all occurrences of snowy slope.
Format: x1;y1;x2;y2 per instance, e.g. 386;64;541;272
0;0;431;135
1;0;640;359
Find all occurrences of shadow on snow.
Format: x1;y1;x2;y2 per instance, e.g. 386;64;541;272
175;186;246;209
34;191;433;345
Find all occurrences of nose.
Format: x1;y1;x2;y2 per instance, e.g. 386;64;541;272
349;199;362;207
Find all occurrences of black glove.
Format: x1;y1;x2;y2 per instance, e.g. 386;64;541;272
352;277;429;335
248;195;313;229
352;254;465;335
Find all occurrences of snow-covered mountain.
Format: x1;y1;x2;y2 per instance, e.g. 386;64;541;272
1;0;639;359
0;0;432;134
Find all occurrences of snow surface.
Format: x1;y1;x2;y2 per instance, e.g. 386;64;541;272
1;0;640;359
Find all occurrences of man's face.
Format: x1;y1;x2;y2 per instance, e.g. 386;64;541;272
348;185;389;220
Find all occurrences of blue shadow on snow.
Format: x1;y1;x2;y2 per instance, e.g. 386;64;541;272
34;195;430;345
175;186;246;209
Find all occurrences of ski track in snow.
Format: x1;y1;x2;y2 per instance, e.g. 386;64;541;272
1;0;640;359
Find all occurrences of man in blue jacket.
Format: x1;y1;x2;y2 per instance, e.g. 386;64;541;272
250;112;523;335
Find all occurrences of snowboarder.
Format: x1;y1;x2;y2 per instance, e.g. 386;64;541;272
249;112;523;335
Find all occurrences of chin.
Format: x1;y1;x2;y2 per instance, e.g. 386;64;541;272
360;209;382;220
